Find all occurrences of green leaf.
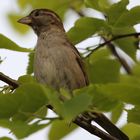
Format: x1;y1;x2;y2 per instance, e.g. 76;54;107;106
26;51;34;74
86;58;120;83
76;85;119;112
120;75;140;86
99;84;140;106
0;94;19;118
49;120;77;140
98;0;111;10
84;0;111;12
12;83;48;121
71;0;84;11
133;136;140;140
115;6;140;27
8;14;29;34
12;82;48;121
91;85;119;111
132;63;140;77
84;0;101;11
17;0;70;19
127;107;140;125
0;83;48;120
18;75;36;84
34;105;48;118
63;91;92;121
46;87;92;121
60;88;71;100
112;27;137;60
0;137;13;140
111;102;124;124
106;0;129;25
0;119;49;139
0;34;31;52
122;123;140;140
88;48;110;62
45;87;64;116
67;17;107;44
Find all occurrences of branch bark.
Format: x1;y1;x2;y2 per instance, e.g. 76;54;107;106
0;72;19;88
74;117;118;140
103;38;132;74
0;72;119;140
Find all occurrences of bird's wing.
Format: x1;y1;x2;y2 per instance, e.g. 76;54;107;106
68;41;89;86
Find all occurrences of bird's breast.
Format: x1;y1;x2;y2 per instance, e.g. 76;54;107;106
34;37;87;91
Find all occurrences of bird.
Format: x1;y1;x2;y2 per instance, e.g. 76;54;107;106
18;9;129;140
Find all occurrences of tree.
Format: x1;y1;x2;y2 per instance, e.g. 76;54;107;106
0;0;140;140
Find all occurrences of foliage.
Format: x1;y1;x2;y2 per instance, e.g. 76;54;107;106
1;0;140;139
0;34;31;52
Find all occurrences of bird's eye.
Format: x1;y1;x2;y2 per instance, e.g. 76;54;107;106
34;11;40;17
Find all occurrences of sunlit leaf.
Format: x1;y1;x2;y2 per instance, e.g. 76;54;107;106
99;84;140;106
0;93;19;118
122;123;140;140
0;34;31;52
106;0;129;25
112;27;138;60
75;85;119;112
46;87;92;121
49;120;77;140
12;83;48;121
120;74;140;86
111;102;124;124
17;0;77;19
63;91;92;121
67;17;108;44
0;82;48;121
114;6;140;27
0;137;13;140
18;75;36;84
0;119;49;139
45;87;63;116
86;58;120;83
132;63;140;77
127;107;140;125
84;0;111;12
88;48;110;62
8;14;29;34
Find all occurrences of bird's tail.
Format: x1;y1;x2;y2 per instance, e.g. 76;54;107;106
83;112;129;140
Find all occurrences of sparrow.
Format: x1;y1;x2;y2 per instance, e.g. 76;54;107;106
18;9;129;140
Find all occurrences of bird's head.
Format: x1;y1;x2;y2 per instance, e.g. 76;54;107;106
18;9;64;35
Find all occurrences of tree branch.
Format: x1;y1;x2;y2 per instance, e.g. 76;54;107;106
74;117;118;140
0;72;118;140
0;72;19;89
86;32;140;58
103;38;132;74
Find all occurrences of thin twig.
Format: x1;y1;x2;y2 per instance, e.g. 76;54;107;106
0;72;119;140
86;32;140;58
70;6;84;17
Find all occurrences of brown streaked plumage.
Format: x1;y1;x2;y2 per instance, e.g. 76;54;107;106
18;9;88;91
18;9;129;140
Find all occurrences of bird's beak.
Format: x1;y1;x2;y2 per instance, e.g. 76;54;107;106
18;16;32;25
